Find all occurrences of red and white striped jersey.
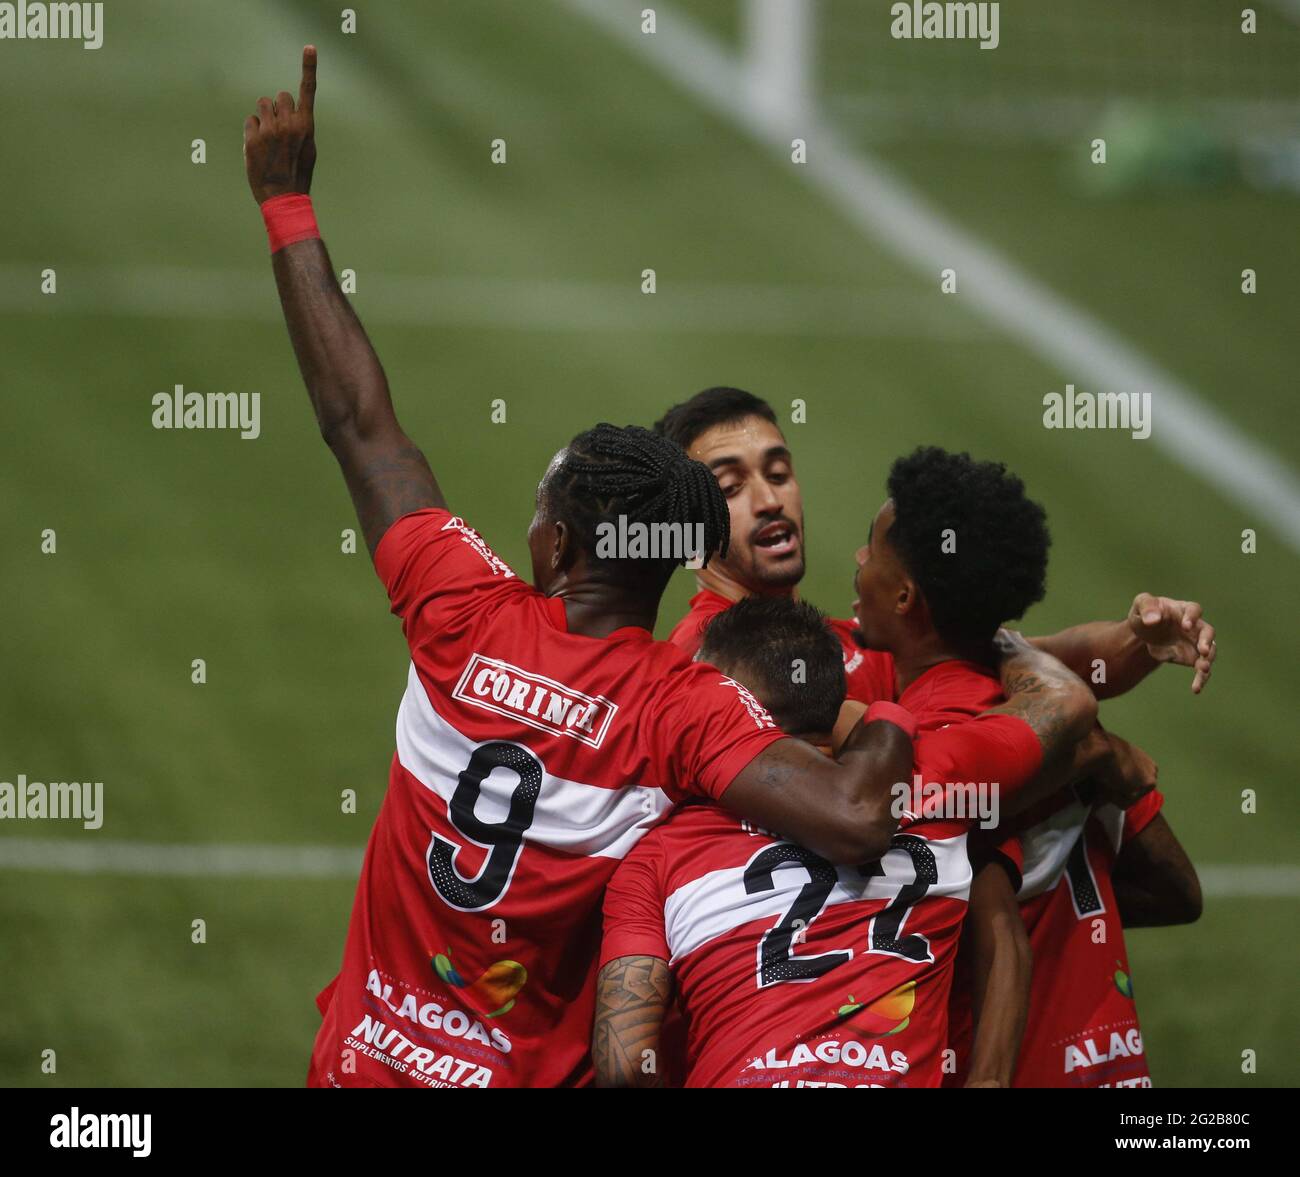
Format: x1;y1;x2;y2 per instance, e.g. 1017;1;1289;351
947;789;1165;1088
308;509;785;1088
602;660;1042;1088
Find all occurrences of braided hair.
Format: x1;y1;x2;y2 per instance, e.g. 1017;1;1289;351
545;424;731;590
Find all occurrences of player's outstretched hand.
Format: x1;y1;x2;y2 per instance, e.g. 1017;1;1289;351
244;45;318;204
1127;592;1216;694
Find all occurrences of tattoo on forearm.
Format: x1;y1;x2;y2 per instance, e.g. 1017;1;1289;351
593;956;672;1088
993;666;1070;747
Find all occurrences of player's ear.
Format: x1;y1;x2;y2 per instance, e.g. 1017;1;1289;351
896;576;918;618
551;518;576;573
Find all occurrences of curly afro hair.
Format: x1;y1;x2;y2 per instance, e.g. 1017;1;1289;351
886;446;1050;645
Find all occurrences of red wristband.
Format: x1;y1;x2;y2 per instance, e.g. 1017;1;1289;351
261;193;319;253
865;700;917;740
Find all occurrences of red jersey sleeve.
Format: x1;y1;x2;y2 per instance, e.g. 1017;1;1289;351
667;591;732;657
600;833;671;967
651;666;786;802
1122;788;1165;843
913;714;1043;807
373;508;530;643
666;610;708;656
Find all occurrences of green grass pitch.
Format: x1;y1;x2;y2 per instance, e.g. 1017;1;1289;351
0;0;1295;1086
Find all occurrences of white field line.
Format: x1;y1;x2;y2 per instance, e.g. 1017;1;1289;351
556;0;1300;552
0;837;362;879
0;837;1294;897
1195;864;1300;898
0;265;979;340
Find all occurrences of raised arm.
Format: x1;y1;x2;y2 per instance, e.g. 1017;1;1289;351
244;47;444;556
1030;592;1217;698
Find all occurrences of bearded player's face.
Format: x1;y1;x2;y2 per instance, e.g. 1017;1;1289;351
687;416;805;593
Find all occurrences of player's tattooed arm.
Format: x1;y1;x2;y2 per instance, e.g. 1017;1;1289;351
964;861;1031;1088
593;955;673;1088
246;48;445;556
1112;813;1202;928
724;718;912;865
1029;592;1217;698
984;629;1099;818
989;629;1098;750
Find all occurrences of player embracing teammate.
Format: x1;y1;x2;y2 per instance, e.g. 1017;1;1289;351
611;386;1214;1087
245;50;1211;1089
243;49;1094;1089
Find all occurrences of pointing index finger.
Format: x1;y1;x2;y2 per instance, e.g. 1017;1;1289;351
299;44;317;113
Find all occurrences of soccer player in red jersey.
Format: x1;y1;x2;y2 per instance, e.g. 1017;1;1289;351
847;447;1211;1087
594;598;1100;1088
655;388;894;702
655;388;1216;706
642;418;1215;1085
244;49;936;1089
947;771;1202;1088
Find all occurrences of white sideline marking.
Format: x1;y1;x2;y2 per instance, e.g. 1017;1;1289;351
1195;864;1300;899
0;837;362;879
0;265;977;340
557;0;1300;552
0;837;1294;897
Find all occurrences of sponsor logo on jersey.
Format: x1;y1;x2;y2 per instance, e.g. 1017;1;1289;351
441;515;515;578
745;1039;911;1075
1064;1026;1144;1075
347;1015;495;1088
452;654;616;748
433;951;527;1019
720;676;777;730
834;980;915;1037
364;969;512;1053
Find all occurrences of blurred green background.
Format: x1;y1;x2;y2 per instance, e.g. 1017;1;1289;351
1;0;1296;1087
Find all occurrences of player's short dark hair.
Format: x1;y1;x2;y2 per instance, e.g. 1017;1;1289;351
545;423;730;593
653;387;779;452
886;446;1050;645
699;597;845;736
